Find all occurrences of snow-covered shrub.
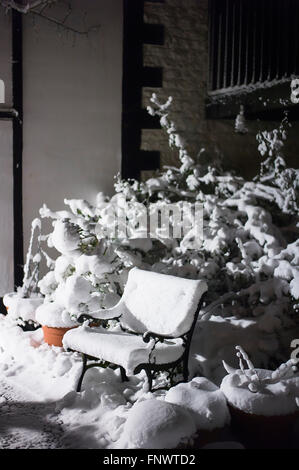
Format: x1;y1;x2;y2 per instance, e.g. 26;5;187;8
3;218;44;327
235;105;248;134
221;345;299;416
35;215;122;328
36;91;299;376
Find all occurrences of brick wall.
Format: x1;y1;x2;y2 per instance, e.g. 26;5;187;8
142;0;209;178
141;0;299;180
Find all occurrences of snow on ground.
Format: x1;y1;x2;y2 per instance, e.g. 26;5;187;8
0;380;63;449
0;315;235;449
1;314;299;449
0;317;81;401
0;316;193;448
0;316;132;448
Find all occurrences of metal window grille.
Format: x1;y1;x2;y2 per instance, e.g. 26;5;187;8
209;0;299;93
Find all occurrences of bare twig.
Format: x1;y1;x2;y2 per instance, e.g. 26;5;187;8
0;0;54;14
31;9;100;35
0;0;101;36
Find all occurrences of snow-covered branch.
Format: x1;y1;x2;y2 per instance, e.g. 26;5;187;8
0;0;54;13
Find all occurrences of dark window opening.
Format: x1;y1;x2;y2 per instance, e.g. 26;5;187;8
207;0;299;120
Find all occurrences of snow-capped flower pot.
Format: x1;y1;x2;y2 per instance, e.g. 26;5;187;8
36;302;78;347
224;400;299;449
3;292;43;330
165;377;231;448
42;325;77;347
221;348;299;448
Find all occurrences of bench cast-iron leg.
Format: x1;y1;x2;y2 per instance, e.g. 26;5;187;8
145;368;153;392
77;353;88;392
120;366;129;382
183;355;189;382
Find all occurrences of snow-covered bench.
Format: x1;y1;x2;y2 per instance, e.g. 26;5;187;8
63;267;207;392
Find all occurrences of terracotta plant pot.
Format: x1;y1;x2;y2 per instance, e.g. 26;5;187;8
191;426;233;448
228;404;299;449
42;326;76;347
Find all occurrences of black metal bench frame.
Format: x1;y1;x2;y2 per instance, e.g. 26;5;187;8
72;293;206;393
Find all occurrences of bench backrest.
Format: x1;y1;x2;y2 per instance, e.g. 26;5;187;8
119;268;208;337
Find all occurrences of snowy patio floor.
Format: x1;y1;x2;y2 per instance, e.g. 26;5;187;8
0;316;193;449
1;315;299;449
0;380;64;449
0;316;144;449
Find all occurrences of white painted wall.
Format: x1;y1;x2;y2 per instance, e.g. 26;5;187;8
0;9;12;108
0;120;14;295
22;0;123;251
0;9;14;295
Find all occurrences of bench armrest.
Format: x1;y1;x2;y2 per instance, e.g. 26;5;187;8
77;313;96;324
77;313;121;324
142;331;177;343
76;299;124;324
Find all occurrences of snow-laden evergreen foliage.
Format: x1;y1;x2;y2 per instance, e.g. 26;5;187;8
36;93;299;373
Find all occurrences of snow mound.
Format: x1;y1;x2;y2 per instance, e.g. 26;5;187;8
36;302;77;328
57;380;131;449
165;377;230;431
116;398;196;449
3;293;44;323
221;369;299;416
